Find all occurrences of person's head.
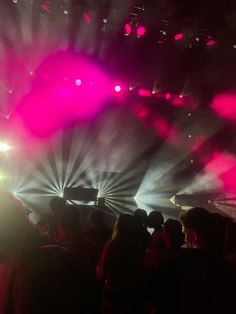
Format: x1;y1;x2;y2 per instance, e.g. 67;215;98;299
90;209;105;228
36;214;56;238
148;211;164;230
163;219;185;250
112;213;137;241
134;208;148;227
57;205;80;236
0;191;35;260
183;207;213;249
50;197;66;219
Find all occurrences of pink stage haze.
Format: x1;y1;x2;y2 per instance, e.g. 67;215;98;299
15;52;110;137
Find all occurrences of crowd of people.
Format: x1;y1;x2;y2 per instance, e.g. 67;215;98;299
0;191;236;314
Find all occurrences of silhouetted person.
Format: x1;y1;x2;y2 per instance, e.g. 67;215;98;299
0;191;83;314
84;209;112;252
134;209;148;227
148;211;165;250
183;207;226;255
36;213;57;244
57;204;100;313
50;197;66;222
97;213;146;314
162;219;185;250
145;219;185;272
134;209;151;250
150;207;235;314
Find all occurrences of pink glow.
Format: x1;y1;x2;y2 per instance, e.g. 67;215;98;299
125;24;132;35
75;79;82;86
207;40;216;46
83;13;92;24
174;33;184;41
138;89;152;97
153;117;172;139
205;152;236;193
15;52;109;137
132;104;149;120
165;93;171;100
211;93;236;122
115;85;121;93
137;26;146;37
42;1;50;13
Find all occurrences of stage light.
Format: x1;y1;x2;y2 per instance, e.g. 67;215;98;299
0;143;11;152
0;174;6;180
207;39;216;46
125;24;132;36
114;85;121;93
138;89;152;97
174;33;183;41
137;26;146;38
64;10;68;15
103;19;108;23
83;13;92;24
233;44;236;49
75;79;82;86
165;93;171;100
13;0;18;3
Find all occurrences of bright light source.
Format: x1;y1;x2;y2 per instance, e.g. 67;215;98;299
174;33;184;41
137;26;146;37
0;143;11;152
138;89;152;97
165;93;171;100
83;13;92;24
114;85;121;93
64;10;68;15
75;79;82;86
207;40;216;46
125;23;132;36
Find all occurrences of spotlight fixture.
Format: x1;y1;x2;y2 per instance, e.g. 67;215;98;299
174;33;184;41
125;23;132;36
75;79;82;86
114;85;121;93
136;26;146;38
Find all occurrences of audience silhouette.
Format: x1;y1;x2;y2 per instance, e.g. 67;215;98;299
0;192;235;314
